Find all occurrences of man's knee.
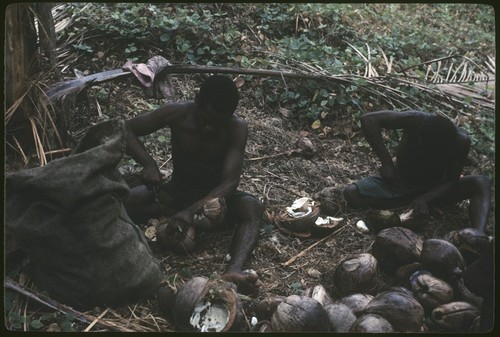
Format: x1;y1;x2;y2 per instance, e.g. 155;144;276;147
343;184;361;207
463;175;492;194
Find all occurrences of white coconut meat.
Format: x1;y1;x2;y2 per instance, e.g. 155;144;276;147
286;197;314;218
190;301;230;332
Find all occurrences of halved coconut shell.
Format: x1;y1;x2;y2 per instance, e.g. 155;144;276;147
172;277;209;330
276;204;321;235
189;279;243;332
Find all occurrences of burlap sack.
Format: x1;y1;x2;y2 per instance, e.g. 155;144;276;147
5;119;163;309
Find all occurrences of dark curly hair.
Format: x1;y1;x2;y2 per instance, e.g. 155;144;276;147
196;75;239;116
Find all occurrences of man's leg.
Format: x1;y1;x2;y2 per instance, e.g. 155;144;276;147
432;175;492;233
221;194;264;295
124;185;176;224
343;183;409;210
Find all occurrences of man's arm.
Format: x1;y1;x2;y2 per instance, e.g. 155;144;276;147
177;117;248;219
361;110;431;180
125;102;190;185
411;129;471;213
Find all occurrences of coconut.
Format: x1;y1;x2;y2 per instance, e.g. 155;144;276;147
156;221;197;254
431;301;480;332
350;314;395;333
338;293;374;316
271;295;330;332
324;302;357;332
250;320;273;332
420;239;465;281
409;271;454;311
302;284;334;307
189;279;243;332
253;295;287;321
371;226;423;271
172;277;209;330
333;253;379;296
363;289;424;332
312;186;345;216
446;228;492;263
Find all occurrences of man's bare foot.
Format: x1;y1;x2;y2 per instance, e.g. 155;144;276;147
221;269;260;296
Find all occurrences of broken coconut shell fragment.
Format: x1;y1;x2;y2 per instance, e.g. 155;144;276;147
363;289;424;332
333;253;379;296
271;295;330;332
420;238;465;281
350;314;395;333
302;284;334;307
371;226;423;270
431;301;480;332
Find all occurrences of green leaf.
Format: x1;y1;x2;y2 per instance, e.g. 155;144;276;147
30;320;45;330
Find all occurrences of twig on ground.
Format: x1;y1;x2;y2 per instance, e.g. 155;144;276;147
281;223;348;267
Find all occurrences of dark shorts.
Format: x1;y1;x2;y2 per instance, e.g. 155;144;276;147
159;179;253;215
353;175;432;201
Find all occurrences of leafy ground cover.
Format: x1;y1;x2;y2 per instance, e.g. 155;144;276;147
5;3;495;332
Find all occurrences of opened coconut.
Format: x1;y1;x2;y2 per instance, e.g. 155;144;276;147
333;253;379;296
324;302;357;332
271;295;330;332
190;279;243;332
276;197;321;234
350;314;395;333
172;277;209;330
363;289;424;332
420;239;465;281
193;197;227;230
156;220;197;254
371;226;423;271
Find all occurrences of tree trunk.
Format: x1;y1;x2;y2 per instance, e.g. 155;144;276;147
5;4;39;162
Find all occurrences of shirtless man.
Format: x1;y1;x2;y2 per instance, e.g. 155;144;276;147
124;75;264;295
343;110;491;234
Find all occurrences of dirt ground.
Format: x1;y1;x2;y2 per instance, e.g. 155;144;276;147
5;74;495;332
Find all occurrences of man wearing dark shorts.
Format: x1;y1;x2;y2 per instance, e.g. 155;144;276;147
124;75;264;295
343;110;491;235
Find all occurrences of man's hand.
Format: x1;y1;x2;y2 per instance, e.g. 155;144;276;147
410;197;430;216
142;165;163;188
166;210;195;236
379;162;398;182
